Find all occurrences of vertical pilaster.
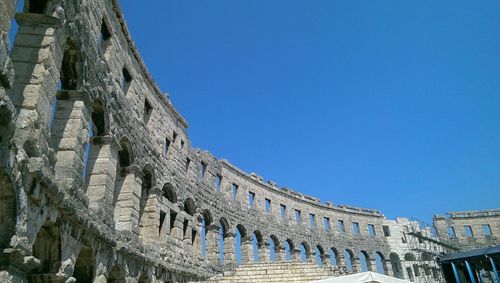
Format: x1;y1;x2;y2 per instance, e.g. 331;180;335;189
241;236;253;264
291;248;300;262
223;233;236;268
206;224;219;265
140;187;160;245
114;165;142;234
275;246;284;262
259;240;270;263
170;213;184;240
51;90;89;190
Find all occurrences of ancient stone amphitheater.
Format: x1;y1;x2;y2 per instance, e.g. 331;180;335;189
0;1;498;282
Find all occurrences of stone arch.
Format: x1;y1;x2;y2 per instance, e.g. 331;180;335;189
299;242;310;262
0;170;16;249
284;239;294;261
108;264;126;283
344;249;355;273
183;198;196;216
60;38;80;90
162;183;177;203
328;247;339;266
117;137;133;168
235;224;247;265
73;245;96;282
252;230;263;262
315;245;325;266
390;252;404;279
374;251;387;274
199;209;213;258
28;222;62;282
358;250;371;271
218;217;231;264
269;235;279;262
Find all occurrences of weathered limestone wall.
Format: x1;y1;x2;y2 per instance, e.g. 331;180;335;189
0;0;495;283
434;209;500;252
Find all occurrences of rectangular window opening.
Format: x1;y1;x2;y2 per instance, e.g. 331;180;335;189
249;191;255;208
338;220;345;233
280;205;286;221
185;157;191;172
447;226;456;238
383;225;391;237
144;99;153;124
368;224;376;237
164;138;171;157
172;131;178;144
265;199;271;214
122;67;132;91
169;211;177;232
231;184;238;200
215;175;222;192
464;225;474;238
352;222;359;238
323;217;330;232
295;209;301;224
200;161;207;179
482;224;492;236
159;211;166;237
309;214;316;228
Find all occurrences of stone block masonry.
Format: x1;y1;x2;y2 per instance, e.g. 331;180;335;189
0;0;497;282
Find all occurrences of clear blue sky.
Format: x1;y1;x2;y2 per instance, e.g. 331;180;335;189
119;1;499;223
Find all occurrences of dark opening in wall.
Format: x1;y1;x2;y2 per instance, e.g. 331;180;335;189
99;19;111;54
185;157;191;172
118;147;131;167
200;161;207;179
144;99;153;124
169;212;177;231
164;138;171;157
121;67;132;92
28;0;48;13
183;219;189;237
91;100;107;136
162;183;177;203
191;230;197;245
159;210;166;236
383;225;391;237
60;39;79;90
172;131;178;144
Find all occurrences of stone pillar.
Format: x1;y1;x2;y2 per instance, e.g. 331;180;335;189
223;232;236;268
51;90;90;191
369;259;377;272
114;165;142;234
275;246;285;262
182;216;193;246
140;187;160;245
9;13;64;160
85;135;118;226
241;236;253;264
206;224;220;265
158;208;169;241
192;218;203;256
170;213;184;240
259;240;270;263
307;251;316;263
385;260;394;277
291;248;300;262
353;257;361;273
321;253;330;266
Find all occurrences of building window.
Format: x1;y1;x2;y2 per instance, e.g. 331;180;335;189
121;67;132;92
200;161;207;179
338;220;345;233
28;0;48;13
352;222;360;238
280;205;286;221
295;210;301;224
309;214;316;228
265;199;271;214
482;224;492;236
323;217;331;232
215;175;222;192
185;157;191;172
464;225;474;237
249;191;255;208
447;226;456;238
144;99;153;124
368;224;376;237
231;184;238;200
164;138;171;157
99;18;112;58
181;139;185;150
172;131;178;144
383;225;391;237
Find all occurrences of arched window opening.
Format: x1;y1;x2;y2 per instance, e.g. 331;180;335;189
28;0;48;14
315;245;324;266
108;265;125;283
73;246;95;282
329;248;338;266
99;18;112;58
162;183;177;203
374;252;386;274
269;236;278;262
28;223;61;282
90;100;107;137
299;243;309;262
138;166;154;228
284;240;293;261
219;218;230;264
358;251;370;272
184;198;196;216
344;249;354;273
252;231;262;263
235;224;246;265
390;253;404;279
0;171;16;249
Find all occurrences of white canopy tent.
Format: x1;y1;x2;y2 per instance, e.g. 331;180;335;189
309;272;411;283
